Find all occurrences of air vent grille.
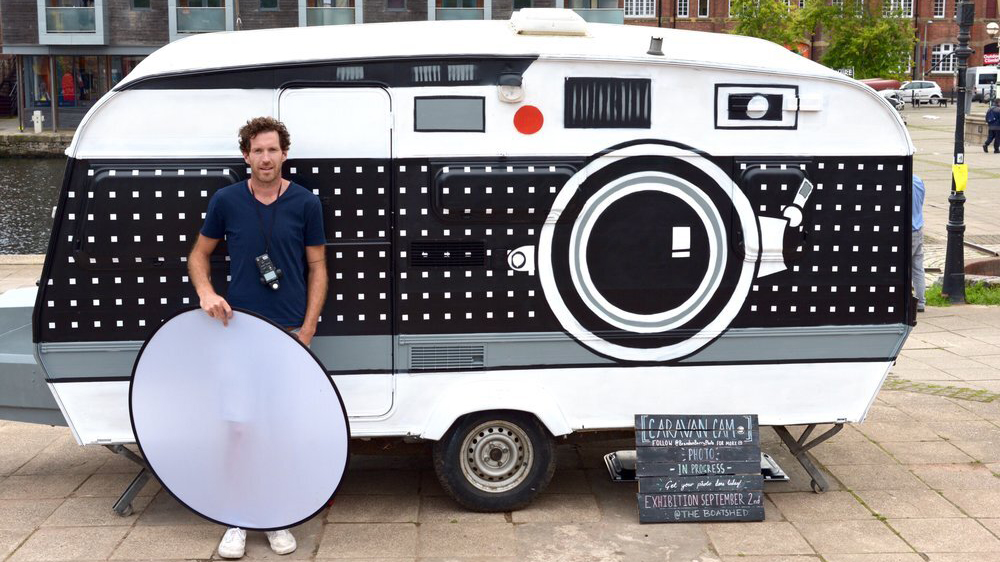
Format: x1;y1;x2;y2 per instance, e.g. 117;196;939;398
412;65;442;83
336;66;365;81
447;64;477;82
411;345;485;370
410;241;486;267
565;77;652;129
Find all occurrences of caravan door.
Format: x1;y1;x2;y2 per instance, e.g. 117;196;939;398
278;87;394;418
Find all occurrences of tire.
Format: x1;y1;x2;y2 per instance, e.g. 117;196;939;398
432;411;556;512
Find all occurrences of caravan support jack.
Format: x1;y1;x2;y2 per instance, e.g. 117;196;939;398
104;445;151;517
772;424;843;493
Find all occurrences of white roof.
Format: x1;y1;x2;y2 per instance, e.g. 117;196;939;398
119;18;848;88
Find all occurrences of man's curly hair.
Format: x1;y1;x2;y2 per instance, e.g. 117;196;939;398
238;117;291;154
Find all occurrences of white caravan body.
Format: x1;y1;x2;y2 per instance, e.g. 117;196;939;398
1;14;914;453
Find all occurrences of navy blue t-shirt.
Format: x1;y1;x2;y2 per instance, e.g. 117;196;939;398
201;181;325;327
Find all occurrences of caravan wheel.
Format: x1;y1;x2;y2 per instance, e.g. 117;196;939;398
432;411;556;512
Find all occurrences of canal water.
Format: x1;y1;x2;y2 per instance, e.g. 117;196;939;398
0;158;65;255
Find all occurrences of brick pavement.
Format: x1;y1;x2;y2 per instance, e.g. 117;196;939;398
2;104;1000;562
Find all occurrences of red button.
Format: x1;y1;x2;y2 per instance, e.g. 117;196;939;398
514;105;544;135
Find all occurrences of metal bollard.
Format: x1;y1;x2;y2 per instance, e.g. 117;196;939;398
31;110;45;134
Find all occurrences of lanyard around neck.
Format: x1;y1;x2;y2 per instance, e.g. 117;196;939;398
248;180;283;254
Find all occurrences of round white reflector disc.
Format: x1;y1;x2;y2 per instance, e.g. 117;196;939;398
130;309;349;530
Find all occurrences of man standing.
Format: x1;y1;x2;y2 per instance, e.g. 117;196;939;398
188;117;327;558
912;174;926;313
984;99;1000;153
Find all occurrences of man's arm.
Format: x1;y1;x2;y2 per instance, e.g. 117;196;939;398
188;234;233;326
297;244;328;346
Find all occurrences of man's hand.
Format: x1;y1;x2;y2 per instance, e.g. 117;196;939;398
189;234;232;325
200;292;233;326
295;325;316;347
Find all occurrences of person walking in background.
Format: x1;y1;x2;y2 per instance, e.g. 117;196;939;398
984;99;1000;153
912;175;926;313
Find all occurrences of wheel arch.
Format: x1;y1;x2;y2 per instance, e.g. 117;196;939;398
417;382;573;441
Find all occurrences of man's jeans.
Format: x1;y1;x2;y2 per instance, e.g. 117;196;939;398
912;228;925;308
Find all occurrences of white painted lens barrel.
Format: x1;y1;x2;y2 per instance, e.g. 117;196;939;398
130;309;349;530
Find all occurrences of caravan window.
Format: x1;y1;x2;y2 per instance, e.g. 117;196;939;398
414;96;485;132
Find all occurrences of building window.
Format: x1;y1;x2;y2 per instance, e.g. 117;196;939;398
625;0;654;17
513;0;530;8
436;0;483;10
933;0;944;17
45;0;97;32
260;0;278;8
306;0;355;23
882;0;911;17
132;0;151;9
697;0;708;17
110;55;145;87
931;43;956;73
677;0;688;17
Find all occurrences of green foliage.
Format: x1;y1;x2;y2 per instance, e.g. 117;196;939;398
812;0;917;80
729;0;802;50
925;284;952;307
926;282;1000;306
728;0;917;81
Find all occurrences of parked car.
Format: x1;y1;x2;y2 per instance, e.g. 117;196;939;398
895;80;944;105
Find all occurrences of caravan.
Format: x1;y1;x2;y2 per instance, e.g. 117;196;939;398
0;10;915;510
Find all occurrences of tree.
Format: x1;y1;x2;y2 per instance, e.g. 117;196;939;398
729;0;804;51
729;0;917;81
803;0;917;80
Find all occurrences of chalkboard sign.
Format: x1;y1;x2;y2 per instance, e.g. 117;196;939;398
635;414;763;523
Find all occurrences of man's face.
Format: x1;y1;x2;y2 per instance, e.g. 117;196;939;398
243;131;287;185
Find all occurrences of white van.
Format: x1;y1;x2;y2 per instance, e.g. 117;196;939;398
0;10;916;510
969;66;998;101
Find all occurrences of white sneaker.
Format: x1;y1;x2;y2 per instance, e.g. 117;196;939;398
218;527;246;559
266;529;297;555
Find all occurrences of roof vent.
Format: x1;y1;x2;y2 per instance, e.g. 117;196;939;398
511;8;587;36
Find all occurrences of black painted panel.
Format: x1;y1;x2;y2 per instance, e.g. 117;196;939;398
733;158;909;328
37;154;912;361
121;57;536;91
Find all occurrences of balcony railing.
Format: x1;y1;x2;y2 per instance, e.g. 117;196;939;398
435;7;483;19
45;7;97;32
571;7;624;23
176;6;226;33
306;6;355;25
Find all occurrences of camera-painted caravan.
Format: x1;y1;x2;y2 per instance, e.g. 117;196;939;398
0;10;916;510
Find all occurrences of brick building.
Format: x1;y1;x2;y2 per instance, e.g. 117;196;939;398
1;0;613;129
0;0;995;129
620;0;1000;94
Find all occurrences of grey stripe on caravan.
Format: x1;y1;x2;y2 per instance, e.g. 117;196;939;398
37;324;908;379
396;324;909;366
39;335;393;379
680;324;911;363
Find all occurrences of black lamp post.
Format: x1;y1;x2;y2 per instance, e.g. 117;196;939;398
942;0;974;302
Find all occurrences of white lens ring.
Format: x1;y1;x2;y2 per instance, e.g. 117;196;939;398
570;173;726;333
537;143;760;362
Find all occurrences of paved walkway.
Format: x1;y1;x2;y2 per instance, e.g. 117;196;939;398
2;305;1000;561
3;104;1000;562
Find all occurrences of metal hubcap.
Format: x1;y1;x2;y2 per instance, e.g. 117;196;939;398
460;420;533;493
